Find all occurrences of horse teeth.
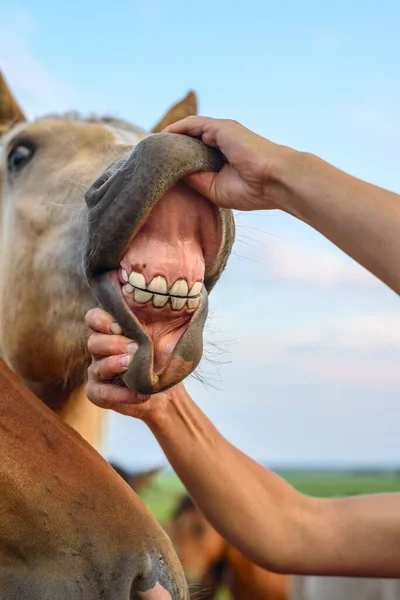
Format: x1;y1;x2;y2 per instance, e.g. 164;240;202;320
122;273;203;309
189;282;202;296
134;289;153;304
187;297;200;309
152;293;169;308
171;297;187;311
169;279;189;297
148;276;168;294
129;271;146;289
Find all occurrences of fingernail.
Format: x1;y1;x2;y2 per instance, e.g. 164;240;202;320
111;322;123;335
127;342;138;353
120;354;132;368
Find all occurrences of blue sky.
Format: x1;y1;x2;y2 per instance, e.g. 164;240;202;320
1;1;399;469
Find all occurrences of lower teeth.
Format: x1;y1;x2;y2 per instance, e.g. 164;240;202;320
122;284;200;310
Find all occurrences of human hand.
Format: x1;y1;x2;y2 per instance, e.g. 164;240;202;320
163;116;293;212
85;307;178;423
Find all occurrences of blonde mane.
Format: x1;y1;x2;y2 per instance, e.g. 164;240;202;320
38;111;147;135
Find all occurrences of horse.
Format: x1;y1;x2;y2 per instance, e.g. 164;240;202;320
0;357;188;599
0;69;235;597
110;463;162;495
168;495;290;600
0;70;235;450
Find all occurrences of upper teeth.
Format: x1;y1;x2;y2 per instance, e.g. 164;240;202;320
147;276;168;295
188;281;202;296
169;279;189;298
129;271;146;289
122;271;202;310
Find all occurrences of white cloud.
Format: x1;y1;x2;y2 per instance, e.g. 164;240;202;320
233;313;400;387
302;354;400;387
262;238;377;287
238;313;400;355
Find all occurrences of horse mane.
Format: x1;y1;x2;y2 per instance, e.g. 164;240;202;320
36;111;147;135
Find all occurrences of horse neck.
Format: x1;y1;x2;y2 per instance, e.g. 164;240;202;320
225;546;290;600
224;545;272;600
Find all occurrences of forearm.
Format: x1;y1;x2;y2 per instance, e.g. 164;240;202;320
146;386;400;577
319;493;400;577
278;151;400;294
146;386;318;572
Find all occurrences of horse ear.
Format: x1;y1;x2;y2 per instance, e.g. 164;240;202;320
126;466;162;494
151;91;197;133
0;72;26;135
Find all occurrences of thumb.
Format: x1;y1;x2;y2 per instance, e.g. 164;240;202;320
182;171;221;205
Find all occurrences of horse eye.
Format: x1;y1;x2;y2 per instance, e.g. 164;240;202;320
7;145;34;173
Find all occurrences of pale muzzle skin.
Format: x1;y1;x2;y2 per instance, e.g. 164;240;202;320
85;132;235;396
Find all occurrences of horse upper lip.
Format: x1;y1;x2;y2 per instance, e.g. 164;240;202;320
84;133;227;282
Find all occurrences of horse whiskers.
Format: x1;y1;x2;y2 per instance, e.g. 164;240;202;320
187;585;215;600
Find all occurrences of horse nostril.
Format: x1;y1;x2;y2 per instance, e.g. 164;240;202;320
85;171;111;208
134;583;175;599
85;157;129;208
130;552;188;600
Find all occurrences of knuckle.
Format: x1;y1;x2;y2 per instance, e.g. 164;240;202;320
85;382;96;402
87;334;99;354
99;357;115;379
99;384;109;402
87;360;99;379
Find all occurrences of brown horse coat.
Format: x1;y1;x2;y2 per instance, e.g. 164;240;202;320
0;358;187;599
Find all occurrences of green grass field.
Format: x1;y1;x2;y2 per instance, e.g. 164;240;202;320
140;469;400;522
139;469;400;600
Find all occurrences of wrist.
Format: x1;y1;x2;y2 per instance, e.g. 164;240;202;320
267;146;317;219
142;383;187;433
144;384;219;458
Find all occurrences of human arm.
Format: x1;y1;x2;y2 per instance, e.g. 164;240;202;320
163;117;400;295
85;309;400;577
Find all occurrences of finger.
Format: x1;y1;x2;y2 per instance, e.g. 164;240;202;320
182;172;218;203
85;308;122;335
162;116;217;142
88;332;137;358
88;353;133;382
86;380;140;409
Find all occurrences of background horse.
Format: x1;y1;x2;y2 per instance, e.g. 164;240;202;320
168;495;290;600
